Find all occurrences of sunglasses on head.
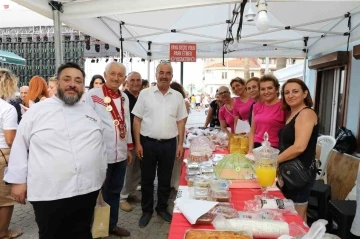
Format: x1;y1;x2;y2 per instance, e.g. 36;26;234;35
218;91;229;96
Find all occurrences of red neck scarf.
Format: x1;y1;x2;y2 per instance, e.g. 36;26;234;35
102;84;126;140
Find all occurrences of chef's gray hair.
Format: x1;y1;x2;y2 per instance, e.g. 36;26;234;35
105;62;127;75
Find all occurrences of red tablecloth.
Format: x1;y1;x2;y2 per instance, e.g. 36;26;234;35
168;149;308;239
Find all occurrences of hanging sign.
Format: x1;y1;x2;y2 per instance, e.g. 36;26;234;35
169;43;196;62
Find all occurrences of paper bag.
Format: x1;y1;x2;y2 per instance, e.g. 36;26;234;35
229;133;249;154
91;191;110;238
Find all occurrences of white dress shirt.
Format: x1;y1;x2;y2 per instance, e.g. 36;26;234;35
85;87;133;164
132;86;188;139
4;96;107;201
0;99;18;148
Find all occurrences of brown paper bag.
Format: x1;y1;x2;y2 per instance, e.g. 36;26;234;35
229;133;249;154
91;191;110;238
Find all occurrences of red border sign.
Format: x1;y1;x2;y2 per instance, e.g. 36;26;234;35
169;43;196;62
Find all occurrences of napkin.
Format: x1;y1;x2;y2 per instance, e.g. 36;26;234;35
177;199;218;224
173;186;191;213
235;119;251;134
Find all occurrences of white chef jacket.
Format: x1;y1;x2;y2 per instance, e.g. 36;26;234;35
132;86;188;139
85;87;133;164
4;96;107;201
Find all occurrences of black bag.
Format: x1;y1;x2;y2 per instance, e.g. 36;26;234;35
277;158;313;190
334;127;357;154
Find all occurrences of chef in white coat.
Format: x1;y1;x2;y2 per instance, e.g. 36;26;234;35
4;62;107;239
85;61;132;237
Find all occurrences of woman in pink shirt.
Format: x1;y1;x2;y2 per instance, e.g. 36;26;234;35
218;86;235;137
232;78;254;128
248;75;286;152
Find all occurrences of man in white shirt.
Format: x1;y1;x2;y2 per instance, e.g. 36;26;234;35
85;62;132;237
4;62;107;239
132;62;188;228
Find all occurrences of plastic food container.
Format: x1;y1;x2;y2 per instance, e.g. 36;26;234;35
200;161;213;167
183;229;253;239
200;166;214;174
210;190;232;202
214;205;238;219
194;187;208;196
202;172;217;179
194;212;215;225
193;177;210;188
210;179;231;191
186;176;196;187
187;162;200;170
186;168;201;176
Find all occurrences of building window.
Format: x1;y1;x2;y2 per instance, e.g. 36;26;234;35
222;72;227;80
315;67;348;136
250;72;255;77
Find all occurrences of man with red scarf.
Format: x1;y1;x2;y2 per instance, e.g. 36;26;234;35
85;62;132;237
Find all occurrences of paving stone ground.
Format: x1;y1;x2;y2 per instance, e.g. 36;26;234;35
9;181;176;239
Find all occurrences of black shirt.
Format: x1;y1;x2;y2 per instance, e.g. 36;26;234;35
209;100;221;127
278;107;319;169
123;89;138;142
9;98;22;124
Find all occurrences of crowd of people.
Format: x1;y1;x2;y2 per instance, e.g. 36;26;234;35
0;62;188;239
0;63;359;238
203;75;318;222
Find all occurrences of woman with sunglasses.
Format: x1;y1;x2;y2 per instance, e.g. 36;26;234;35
218;86;235;137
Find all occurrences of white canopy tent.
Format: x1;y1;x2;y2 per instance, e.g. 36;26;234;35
9;0;360;61
273;62;305;83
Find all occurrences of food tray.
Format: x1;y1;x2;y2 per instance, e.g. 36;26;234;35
184;229;253;239
210;179;231;191
214;205;238;219
200;166;214;173
194;212;215;225
210;190;231;202
186;168;201;176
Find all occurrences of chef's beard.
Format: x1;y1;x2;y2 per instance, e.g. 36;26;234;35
57;87;83;105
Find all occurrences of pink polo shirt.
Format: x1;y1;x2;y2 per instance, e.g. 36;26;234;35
233;97;254;121
219;105;235;133
253;101;286;148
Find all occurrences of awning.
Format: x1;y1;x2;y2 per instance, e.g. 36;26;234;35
0;50;26;66
9;0;360;59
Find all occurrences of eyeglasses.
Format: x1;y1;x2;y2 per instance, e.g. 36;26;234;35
218;91;229;96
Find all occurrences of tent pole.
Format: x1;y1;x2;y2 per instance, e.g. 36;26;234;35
50;1;63;68
180;62;184;86
303;54;307;82
147;60;150;81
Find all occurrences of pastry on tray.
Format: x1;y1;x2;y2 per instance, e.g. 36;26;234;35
184;230;252;239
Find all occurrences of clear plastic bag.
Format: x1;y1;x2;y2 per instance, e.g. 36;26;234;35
244;198;298;215
213;214;289;239
238;210;285;221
